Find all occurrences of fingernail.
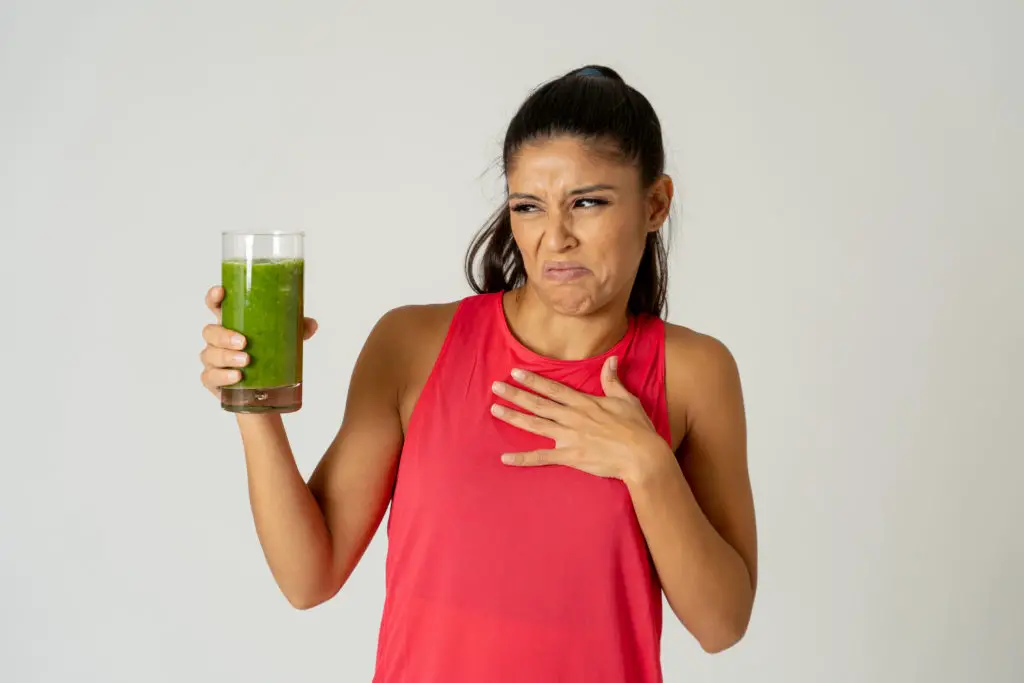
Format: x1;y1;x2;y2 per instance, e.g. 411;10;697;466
501;454;514;465
510;368;526;381
230;370;242;382
231;335;245;348
492;381;506;394
491;404;505;416
609;356;618;372
233;353;248;366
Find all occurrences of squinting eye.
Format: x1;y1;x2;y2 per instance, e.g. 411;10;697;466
511;204;538;213
575;197;609;209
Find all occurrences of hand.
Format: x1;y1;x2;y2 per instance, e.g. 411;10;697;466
198;285;319;398
489;356;673;482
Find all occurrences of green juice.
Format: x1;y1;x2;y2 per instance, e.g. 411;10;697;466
221;258;304;392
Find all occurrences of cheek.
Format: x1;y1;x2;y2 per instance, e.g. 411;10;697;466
509;223;540;260
586;217;648;275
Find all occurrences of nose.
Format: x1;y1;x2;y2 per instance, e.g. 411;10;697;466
543;211;578;252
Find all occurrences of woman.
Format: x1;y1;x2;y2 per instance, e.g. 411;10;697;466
199;65;757;683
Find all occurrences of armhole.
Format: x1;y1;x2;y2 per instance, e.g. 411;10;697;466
652;316;676;450
400;297;467;442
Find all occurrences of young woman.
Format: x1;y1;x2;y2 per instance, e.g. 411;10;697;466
199;64;757;683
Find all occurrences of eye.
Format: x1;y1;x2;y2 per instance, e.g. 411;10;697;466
510;203;540;214
574;197;609;209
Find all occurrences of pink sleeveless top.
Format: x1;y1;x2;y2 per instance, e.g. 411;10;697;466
372;292;671;683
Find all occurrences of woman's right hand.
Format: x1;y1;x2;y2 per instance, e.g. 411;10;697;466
199;285;319;398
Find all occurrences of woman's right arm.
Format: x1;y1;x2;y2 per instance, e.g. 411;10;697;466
200;286;406;609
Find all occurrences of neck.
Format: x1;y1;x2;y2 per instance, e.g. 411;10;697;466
502;286;631;361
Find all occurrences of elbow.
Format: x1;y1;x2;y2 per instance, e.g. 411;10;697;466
695;611;751;654
285;591;326;611
698;630;744;654
281;576;341;611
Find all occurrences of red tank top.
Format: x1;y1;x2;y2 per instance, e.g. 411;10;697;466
372;292;671;683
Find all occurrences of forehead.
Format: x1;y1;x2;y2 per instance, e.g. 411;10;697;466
507;136;638;192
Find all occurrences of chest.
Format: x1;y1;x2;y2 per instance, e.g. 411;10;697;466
394;394;644;605
393;353;665;556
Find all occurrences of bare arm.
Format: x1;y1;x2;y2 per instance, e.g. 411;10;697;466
626;331;758;652
234;309;408;609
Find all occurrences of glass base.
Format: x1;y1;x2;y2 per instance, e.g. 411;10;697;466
221;383;302;414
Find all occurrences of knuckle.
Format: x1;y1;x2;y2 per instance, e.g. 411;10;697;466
522;391;543;411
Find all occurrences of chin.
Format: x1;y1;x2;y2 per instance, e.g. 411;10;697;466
537;284;600;316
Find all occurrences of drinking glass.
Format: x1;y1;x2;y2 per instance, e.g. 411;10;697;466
220;231;305;413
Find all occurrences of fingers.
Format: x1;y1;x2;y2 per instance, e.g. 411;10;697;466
490;403;562;440
500;448;572;467
509;368;589;406
202;323;246;351
201;366;242;392
303;317;318;340
199;311;247;397
206;286;224;321
492;381;573;425
200;345;249;370
600;355;632;399
199;343;248;394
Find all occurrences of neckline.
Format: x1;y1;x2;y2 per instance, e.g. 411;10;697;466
494;291;638;367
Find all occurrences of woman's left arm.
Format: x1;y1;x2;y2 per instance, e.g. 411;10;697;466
489;335;757;653
626;333;757;653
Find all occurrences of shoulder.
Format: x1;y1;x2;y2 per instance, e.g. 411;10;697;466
663;322;740;383
366;299;464;425
662;322;744;441
375;300;461;339
365;299;462;366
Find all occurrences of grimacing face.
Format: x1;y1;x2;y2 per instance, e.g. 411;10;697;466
506;136;673;316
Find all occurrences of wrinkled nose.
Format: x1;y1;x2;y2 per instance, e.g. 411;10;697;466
543;211;578;253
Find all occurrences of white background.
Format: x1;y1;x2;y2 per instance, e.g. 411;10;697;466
2;1;1022;681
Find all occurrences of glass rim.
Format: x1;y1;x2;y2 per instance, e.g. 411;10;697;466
221;230;305;236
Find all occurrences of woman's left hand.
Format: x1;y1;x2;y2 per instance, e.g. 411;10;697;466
490;356;674;483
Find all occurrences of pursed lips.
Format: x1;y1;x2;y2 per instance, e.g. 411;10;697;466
542;261;591;281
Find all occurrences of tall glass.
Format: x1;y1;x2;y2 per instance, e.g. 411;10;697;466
220;231;305;414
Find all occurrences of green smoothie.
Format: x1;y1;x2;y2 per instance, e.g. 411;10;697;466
221;258;304;390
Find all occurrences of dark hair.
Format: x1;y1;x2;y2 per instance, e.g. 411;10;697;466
464;64;670;318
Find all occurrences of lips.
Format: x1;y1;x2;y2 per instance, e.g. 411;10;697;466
542;261;591;282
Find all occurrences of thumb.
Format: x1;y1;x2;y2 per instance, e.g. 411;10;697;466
600;356;630;398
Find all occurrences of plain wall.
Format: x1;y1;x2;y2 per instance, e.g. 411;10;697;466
2;1;1021;681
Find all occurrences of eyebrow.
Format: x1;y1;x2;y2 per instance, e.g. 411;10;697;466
508;184;617;201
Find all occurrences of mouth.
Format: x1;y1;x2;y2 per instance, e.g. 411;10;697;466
542;261;592;282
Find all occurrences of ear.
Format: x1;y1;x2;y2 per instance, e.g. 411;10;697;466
646;174;674;233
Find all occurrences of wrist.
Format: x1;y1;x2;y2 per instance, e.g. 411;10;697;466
622;437;677;490
235;411;288;444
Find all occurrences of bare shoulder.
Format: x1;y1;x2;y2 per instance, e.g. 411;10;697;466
663;322;741;384
372;300;461;354
370;300;462;430
662;322;744;448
